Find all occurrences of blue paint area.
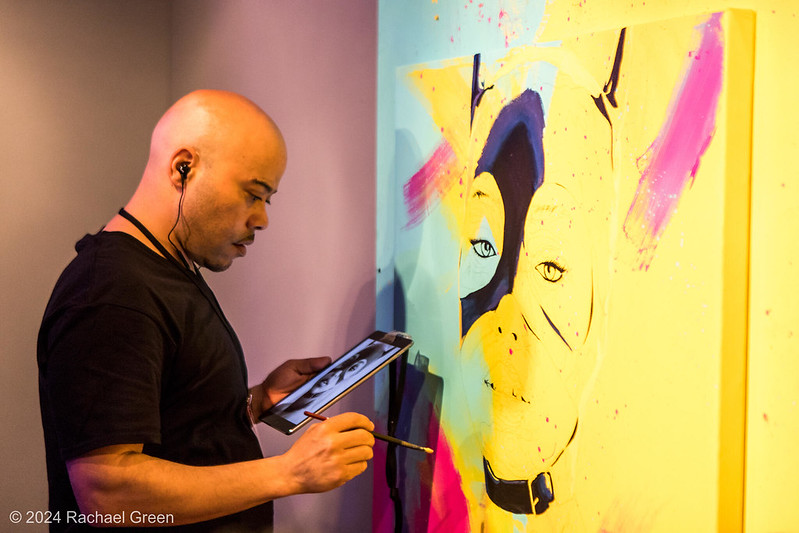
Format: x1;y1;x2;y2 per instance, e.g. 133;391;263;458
376;1;548;328
375;3;553;529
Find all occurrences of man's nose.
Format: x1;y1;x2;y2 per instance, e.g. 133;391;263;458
249;205;269;230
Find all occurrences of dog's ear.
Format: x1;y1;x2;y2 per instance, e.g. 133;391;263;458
592;28;626;127
470;53;495;131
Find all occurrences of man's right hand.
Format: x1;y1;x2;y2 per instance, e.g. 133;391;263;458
282;412;375;493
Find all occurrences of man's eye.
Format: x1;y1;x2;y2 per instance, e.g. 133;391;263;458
536;261;565;283
471;239;497;259
250;194;263;203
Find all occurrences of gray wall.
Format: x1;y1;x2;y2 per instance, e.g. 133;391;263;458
1;1;377;531
0;0;172;526
169;1;378;531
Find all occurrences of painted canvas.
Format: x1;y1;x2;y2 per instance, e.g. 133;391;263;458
375;10;753;532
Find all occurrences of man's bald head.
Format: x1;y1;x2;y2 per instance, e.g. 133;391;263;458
145;90;286;182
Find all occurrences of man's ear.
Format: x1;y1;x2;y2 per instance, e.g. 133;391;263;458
168;149;196;188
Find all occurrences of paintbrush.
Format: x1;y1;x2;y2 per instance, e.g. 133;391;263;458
303;411;434;454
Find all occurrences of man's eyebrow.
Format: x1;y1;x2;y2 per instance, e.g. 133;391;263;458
251;179;276;194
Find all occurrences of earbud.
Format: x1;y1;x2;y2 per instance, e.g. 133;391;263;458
177;163;190;179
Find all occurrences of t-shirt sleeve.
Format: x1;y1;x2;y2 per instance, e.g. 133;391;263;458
42;303;171;460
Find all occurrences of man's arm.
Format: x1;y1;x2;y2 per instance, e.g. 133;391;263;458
66;412;374;526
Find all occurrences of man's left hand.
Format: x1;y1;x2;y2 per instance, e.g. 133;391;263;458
251;357;331;420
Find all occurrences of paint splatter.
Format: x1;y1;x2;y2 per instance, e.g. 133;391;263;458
623;13;724;270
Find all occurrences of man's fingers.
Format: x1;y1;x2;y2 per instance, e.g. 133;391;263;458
341;441;374;464
322;412;374;433
295;356;332;375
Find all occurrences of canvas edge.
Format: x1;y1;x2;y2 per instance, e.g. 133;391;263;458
717;8;756;533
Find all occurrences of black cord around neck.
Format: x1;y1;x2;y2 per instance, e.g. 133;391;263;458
167;176;190;269
118;208;195;273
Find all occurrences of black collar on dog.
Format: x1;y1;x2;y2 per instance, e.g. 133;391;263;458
483;457;554;515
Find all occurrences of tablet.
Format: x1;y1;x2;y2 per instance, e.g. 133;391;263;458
260;331;413;434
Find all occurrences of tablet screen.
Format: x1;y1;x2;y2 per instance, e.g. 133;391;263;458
260;331;412;434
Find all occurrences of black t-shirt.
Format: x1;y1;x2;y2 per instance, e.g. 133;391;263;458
37;232;273;532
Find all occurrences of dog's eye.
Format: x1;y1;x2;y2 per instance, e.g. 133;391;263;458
471;239;497;258
536;261;565;283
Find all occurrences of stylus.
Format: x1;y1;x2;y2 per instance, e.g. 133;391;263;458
304;411;434;454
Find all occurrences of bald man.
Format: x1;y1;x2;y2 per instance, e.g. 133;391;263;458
37;91;374;532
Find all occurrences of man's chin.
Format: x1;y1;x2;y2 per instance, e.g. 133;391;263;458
198;256;234;273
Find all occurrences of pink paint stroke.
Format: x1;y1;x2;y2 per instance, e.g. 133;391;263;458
404;139;458;228
427;423;470;532
623;12;724;270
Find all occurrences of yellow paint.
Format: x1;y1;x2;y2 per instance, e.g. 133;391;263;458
400;7;778;530
540;4;798;532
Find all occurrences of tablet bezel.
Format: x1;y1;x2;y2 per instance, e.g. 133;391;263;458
259;331;413;434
